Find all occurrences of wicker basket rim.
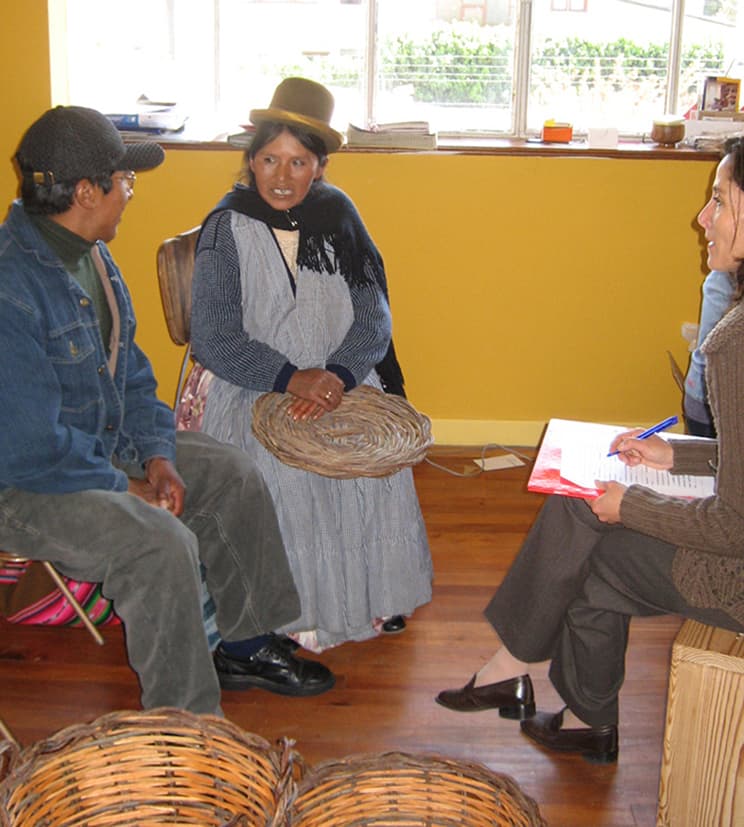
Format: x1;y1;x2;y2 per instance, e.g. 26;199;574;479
0;708;294;827
290;749;547;826
251;386;433;479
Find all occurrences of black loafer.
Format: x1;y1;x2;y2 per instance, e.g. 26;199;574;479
435;674;535;720
214;635;335;697
382;615;406;634
520;708;618;764
273;634;301;653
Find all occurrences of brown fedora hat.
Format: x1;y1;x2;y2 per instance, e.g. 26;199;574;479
250;77;344;154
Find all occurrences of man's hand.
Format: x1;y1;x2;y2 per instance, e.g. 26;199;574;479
128;457;185;516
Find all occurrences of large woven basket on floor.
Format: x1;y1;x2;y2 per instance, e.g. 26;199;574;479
0;708;295;827
286;751;547;826
252;386;433;478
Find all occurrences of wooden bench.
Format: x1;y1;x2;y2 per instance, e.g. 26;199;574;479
657;619;744;826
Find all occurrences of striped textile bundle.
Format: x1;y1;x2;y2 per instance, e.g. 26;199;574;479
0;561;119;627
0;561;219;649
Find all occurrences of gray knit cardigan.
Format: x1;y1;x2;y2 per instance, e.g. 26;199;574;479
620;298;744;625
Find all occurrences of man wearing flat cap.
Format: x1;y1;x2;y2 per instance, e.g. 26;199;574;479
0;106;335;713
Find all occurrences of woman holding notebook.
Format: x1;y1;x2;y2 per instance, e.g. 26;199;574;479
436;137;744;765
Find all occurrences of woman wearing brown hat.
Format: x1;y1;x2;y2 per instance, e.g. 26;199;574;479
184;78;433;655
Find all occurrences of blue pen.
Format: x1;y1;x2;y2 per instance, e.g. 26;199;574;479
607;415;678;457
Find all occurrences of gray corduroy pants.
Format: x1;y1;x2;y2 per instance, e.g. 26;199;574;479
0;431;300;714
485;495;742;727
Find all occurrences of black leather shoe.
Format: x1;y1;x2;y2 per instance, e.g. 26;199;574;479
435;674;535;720
520;708;618;764
214;636;335;696
273;634;300;653
382;615;406;634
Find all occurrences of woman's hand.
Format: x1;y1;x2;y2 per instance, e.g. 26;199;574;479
286;368;344;420
587;480;626;523
607;430;674;470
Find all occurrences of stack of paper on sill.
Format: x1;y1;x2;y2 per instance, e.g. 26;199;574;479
106;95;187;135
346;121;437;149
528;418;716;500
227;125;256;148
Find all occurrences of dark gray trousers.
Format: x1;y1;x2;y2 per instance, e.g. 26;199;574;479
485;495;742;727
0;431;300;714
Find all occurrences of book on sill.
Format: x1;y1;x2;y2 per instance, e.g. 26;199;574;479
106;96;187;133
528;418;716;500
227;125;257;148
346;122;437;149
366;121;432;131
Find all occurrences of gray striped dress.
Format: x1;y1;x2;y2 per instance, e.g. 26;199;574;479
195;212;432;652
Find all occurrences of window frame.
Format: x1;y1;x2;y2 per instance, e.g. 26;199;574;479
343;0;731;139
550;0;588;10
48;0;739;143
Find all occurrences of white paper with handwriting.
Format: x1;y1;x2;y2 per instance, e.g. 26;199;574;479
555;419;716;498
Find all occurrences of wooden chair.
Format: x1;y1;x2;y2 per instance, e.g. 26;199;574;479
156;226;201;408
667;350;685;394
0;714;17;745
156;225;224;648
0;551;104;646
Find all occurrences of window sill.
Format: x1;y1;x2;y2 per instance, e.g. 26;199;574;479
153;133;719;161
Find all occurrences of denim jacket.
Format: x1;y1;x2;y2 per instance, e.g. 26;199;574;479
0;201;175;494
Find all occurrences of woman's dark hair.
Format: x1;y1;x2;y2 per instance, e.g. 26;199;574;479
242;122;328;186
723;137;744;295
20;172;114;215
725;136;744;190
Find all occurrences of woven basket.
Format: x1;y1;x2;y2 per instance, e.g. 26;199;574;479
0;708;296;827
287;751;547;826
251;386;433;478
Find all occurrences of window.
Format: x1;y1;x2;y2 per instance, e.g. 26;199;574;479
49;0;743;140
551;1;588;10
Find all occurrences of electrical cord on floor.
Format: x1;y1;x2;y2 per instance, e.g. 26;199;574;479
423;443;536;478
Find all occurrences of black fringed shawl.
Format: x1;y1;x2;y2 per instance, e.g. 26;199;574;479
206;182;406;397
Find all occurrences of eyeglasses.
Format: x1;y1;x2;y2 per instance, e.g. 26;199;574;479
113;171;136;193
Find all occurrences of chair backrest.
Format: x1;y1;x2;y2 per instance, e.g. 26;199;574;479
156;226;201;347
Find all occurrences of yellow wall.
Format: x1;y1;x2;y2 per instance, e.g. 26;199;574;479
0;1;52;208
2;5;715;445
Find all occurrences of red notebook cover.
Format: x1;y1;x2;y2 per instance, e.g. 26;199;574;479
527;418;715;501
527;419;604;500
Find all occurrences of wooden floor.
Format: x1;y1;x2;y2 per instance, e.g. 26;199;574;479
0;447;680;827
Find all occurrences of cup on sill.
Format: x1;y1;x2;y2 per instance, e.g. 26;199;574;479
651;117;685;147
